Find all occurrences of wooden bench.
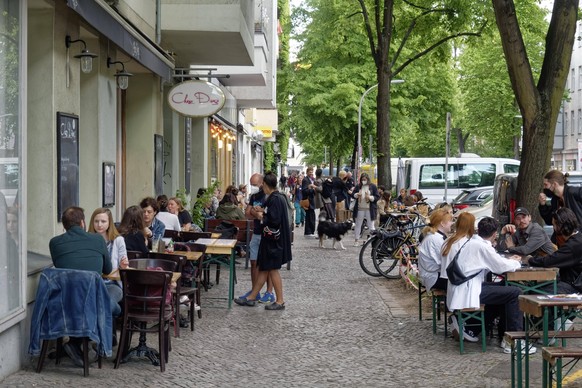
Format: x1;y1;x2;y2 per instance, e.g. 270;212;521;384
431;289;447;336
542;347;582;388
454;305;486;354
505;330;582;388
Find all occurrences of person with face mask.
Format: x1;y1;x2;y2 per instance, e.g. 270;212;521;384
352;172;380;246
539;170;582;246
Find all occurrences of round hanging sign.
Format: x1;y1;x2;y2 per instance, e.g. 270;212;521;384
167;80;226;117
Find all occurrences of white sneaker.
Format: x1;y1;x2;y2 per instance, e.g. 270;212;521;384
194;303;201;311
180;295;189;304
353;241;360;247
448;315;479;343
501;338;537;354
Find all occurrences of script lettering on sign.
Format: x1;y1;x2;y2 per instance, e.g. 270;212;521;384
167;81;226;117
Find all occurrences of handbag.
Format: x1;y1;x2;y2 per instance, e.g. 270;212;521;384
446;238;480;286
300;198;310;210
262;225;281;240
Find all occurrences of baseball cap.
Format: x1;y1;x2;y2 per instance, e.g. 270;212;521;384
514;207;530;216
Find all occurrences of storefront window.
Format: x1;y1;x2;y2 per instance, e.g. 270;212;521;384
0;1;23;328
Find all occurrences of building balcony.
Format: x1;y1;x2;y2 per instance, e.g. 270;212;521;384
160;0;255;67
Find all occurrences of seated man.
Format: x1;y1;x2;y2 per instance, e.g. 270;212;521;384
445;216;536;354
497;207;555;256
528;207;582;295
49;206;113;366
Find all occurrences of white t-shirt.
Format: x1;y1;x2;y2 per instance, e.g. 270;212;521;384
156;211;181;231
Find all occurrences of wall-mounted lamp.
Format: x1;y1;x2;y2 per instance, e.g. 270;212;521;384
65;35;98;73
107;57;133;90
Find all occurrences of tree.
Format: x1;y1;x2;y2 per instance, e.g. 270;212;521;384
456;2;547;158
492;0;578;213
355;0;485;187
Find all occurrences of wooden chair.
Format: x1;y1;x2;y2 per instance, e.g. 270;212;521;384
33;268;111;377
146;252;188;337
115;268;173;372
177;231;211;242
127;250;145;260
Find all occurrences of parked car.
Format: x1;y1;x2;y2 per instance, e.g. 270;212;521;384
452;186;493;211
454;187;494;227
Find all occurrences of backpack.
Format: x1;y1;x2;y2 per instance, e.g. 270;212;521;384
214;220;239;240
321;178;333;199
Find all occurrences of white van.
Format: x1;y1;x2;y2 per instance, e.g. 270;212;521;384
405;156;520;204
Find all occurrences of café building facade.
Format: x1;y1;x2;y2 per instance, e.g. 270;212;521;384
0;0;278;378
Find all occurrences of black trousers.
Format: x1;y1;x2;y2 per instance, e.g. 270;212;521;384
304;208;316;235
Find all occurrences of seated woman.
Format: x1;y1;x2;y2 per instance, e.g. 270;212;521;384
168;197;193;231
418;208;454;291
376;191;393;226
155;194;182;231
118;205;149;255
528;207;582;294
88;208;129;317
216;193;245;220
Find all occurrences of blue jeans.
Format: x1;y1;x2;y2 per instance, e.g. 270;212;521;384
294;202;305;225
105;282;123;317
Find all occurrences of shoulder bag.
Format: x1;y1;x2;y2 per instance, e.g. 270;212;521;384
446;237;480;286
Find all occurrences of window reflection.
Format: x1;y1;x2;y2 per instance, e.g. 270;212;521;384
0;1;20;319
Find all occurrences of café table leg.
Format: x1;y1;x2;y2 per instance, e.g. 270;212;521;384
228;249;235;309
542;306;550;388
121;325;161;366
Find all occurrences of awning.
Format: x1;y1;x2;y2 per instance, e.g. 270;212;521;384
67;0;174;82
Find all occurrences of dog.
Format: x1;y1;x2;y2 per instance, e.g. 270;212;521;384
317;220;353;250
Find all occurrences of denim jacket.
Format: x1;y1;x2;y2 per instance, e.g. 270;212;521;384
28;268;113;357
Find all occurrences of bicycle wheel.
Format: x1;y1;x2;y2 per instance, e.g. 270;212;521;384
359;236;382;277
372;235;404;279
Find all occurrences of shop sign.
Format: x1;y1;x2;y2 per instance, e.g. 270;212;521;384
167;80;226;117
257;126;273;138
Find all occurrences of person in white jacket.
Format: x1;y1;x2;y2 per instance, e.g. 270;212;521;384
442;215;535;354
418;208;454;291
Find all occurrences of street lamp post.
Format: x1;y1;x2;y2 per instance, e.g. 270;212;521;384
356;79;404;180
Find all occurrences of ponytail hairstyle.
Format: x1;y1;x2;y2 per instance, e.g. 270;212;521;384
421;208;452;237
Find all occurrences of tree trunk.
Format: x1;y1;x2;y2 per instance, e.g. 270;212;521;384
492;0;577;216
376;68;392;189
328;148;333;176
454;128;465;154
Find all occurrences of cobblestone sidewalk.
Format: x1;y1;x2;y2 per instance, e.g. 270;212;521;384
0;227;557;387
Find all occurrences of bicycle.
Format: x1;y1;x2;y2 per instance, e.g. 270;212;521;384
358;213;400;277
371;212;425;289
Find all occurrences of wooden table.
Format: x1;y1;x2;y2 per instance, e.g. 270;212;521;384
519;294;582;387
163;250;203;262
505;267;558;295
194;238;238;308
498;264;558;388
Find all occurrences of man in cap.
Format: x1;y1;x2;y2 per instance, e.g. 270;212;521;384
497;207;555;256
